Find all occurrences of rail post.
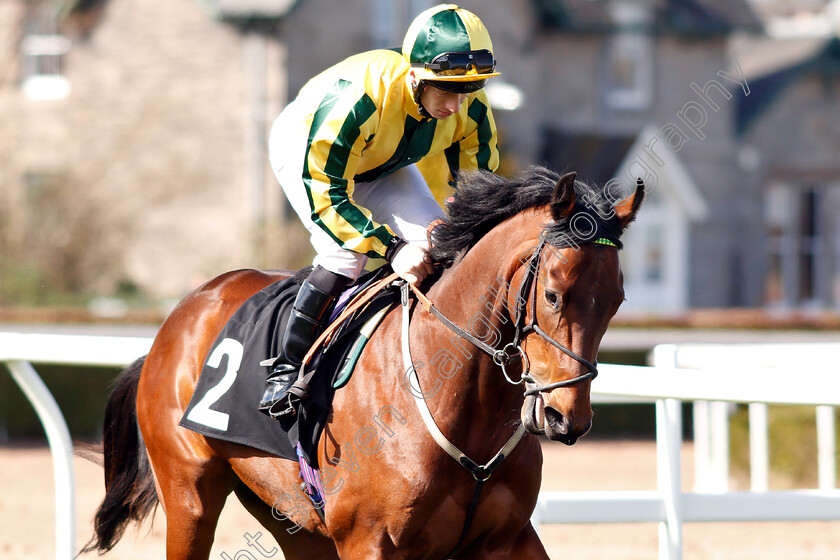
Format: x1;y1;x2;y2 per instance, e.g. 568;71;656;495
657;397;683;560
6;360;75;560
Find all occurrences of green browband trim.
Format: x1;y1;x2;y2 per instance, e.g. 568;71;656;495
593;238;618;247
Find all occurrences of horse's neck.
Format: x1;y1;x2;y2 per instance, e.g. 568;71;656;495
428;210;543;344
415;214;541;446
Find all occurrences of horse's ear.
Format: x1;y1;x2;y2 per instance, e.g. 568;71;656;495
551;172;577;219
614;178;646;228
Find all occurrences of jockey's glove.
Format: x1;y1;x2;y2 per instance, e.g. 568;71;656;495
389;241;434;286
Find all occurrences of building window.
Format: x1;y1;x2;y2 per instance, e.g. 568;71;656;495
833;189;840;308
765;183;834;309
643;223;664;282
798;188;819;302
21;34;71;100
604;2;652;111
605;33;652;110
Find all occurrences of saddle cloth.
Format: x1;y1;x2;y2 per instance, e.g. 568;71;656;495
179;272;399;467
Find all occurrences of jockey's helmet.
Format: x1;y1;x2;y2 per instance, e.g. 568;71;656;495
403;4;500;96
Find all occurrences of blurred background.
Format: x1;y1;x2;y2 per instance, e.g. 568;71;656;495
1;0;840;544
3;0;840;314
0;0;840;560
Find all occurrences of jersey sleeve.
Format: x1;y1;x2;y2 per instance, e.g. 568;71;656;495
303;79;396;258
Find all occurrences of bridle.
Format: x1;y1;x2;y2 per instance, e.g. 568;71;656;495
512;235;600;395
404;235;601;399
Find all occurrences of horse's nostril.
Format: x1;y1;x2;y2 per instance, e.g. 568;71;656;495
544;407;568;435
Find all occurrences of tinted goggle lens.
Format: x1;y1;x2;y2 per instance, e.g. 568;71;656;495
417;50;495;76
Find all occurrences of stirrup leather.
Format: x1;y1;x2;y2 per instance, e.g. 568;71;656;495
267;378;311;419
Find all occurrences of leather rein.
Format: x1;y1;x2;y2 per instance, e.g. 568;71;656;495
399;235;601;557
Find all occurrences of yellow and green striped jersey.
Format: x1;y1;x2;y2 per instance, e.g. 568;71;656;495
294;48;499;259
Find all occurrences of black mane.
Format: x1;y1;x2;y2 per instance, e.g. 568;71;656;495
429;166;623;268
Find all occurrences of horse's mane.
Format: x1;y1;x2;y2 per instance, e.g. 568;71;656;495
429;166;621;268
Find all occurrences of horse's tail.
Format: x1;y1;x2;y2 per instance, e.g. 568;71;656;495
79;356;159;555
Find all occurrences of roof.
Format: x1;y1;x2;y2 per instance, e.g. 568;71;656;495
736;36;840;135
541;126;708;220
532;0;763;35
617;125;709;221
747;0;831;21
731;35;827;78
540;129;637;186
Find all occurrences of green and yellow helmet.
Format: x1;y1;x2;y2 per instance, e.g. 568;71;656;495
403;4;500;94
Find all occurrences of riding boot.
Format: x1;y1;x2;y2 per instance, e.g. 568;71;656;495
259;267;350;418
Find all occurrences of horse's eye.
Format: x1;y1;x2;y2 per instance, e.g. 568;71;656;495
545;289;560;309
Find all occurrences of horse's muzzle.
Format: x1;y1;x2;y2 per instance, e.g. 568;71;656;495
521;394;590;446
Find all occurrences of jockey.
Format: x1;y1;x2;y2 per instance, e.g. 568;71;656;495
260;4;500;417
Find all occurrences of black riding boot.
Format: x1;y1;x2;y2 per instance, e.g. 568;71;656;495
259;267;350;418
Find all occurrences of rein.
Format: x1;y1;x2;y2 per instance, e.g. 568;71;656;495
401;282;525;558
398;234;605;556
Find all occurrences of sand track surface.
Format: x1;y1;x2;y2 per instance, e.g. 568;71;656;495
2;440;838;559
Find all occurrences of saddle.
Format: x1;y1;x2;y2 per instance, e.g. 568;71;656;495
179;266;401;470
260;266;399;421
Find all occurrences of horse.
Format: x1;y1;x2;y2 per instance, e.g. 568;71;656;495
82;166;644;559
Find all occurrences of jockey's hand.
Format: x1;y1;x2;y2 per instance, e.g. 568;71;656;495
391;242;434;285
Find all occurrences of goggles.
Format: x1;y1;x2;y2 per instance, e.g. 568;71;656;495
413;49;496;77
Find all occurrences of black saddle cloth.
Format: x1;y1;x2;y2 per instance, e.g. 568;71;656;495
179;270;399;467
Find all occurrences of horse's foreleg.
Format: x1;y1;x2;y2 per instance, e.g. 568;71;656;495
459;522;551;560
495;522;552;560
509;522;551;559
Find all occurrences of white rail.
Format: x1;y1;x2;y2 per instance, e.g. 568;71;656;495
2;333;839;560
533;344;840;560
0;333;153;560
658;342;839;492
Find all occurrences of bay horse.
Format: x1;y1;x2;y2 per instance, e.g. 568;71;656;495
82;167;643;559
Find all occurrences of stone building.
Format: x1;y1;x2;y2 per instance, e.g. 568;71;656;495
736;34;840;310
1;0;293;300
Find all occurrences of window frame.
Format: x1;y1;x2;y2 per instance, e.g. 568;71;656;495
20;33;71;101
